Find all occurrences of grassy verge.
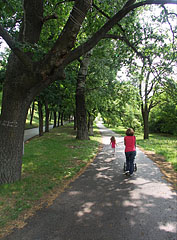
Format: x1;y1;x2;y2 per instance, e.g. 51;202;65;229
104;124;177;171
0;124;101;237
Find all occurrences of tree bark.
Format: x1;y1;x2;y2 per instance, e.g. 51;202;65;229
76;52;91;140
38;101;43;136
53;111;57;128
57;112;61;127
74;113;77;130
0;77;29;183
45;100;49;132
141;104;149;139
30;101;35;125
61;113;64;126
88;112;94;136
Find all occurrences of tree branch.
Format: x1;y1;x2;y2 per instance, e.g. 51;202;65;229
0;24;33;71
62;0;177;67
40;0;92;75
43;14;58;23
54;0;75;10
104;34;146;60
92;3;125;35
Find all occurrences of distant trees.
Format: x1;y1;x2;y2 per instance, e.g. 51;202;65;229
149;93;177;135
118;6;177;139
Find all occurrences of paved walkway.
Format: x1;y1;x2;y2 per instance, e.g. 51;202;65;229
24;125;53;142
3;122;177;240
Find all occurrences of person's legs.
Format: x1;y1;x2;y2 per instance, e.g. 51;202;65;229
129;151;136;175
125;152;131;172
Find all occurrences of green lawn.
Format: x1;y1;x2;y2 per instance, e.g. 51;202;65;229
0;124;101;236
105;124;177;171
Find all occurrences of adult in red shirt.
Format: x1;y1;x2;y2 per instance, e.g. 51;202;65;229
124;128;136;176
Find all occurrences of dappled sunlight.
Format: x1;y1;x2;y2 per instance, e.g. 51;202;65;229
158;222;176;233
96;172;113;181
68;191;82;196
76;202;95;217
96;167;110;171
104;158;114;163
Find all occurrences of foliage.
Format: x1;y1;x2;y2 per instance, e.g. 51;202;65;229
149;95;177;135
115;5;177;138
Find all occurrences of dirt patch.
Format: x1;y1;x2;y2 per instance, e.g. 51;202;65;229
138;146;177;191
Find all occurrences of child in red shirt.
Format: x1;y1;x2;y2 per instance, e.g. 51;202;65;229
110;136;117;154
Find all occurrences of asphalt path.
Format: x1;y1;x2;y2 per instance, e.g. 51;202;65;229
24;125;53;142
3;122;177;240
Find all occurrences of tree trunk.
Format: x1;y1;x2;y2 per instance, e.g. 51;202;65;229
30;101;35;125
45;100;49;132
88;112;94;136
74;113;77;130
76;52;91;140
0;82;30;184
53;111;57;128
38;101;43;136
141;104;149;139
61;113;64;126
57;112;61;127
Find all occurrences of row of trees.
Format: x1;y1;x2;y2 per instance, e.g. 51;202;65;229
0;0;176;184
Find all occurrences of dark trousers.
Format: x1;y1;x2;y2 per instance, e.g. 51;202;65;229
125;151;136;174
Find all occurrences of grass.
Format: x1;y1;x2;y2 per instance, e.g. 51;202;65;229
0;124;101;236
104;124;177;171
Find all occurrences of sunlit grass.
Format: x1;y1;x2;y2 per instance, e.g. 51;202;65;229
136;133;177;171
0;124;101;233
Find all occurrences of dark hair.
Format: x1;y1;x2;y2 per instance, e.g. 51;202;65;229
110;136;115;142
126;128;134;136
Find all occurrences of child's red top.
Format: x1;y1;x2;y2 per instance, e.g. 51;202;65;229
111;141;116;148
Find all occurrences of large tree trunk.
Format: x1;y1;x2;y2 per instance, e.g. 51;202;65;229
0;75;30;184
76;52;91;140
